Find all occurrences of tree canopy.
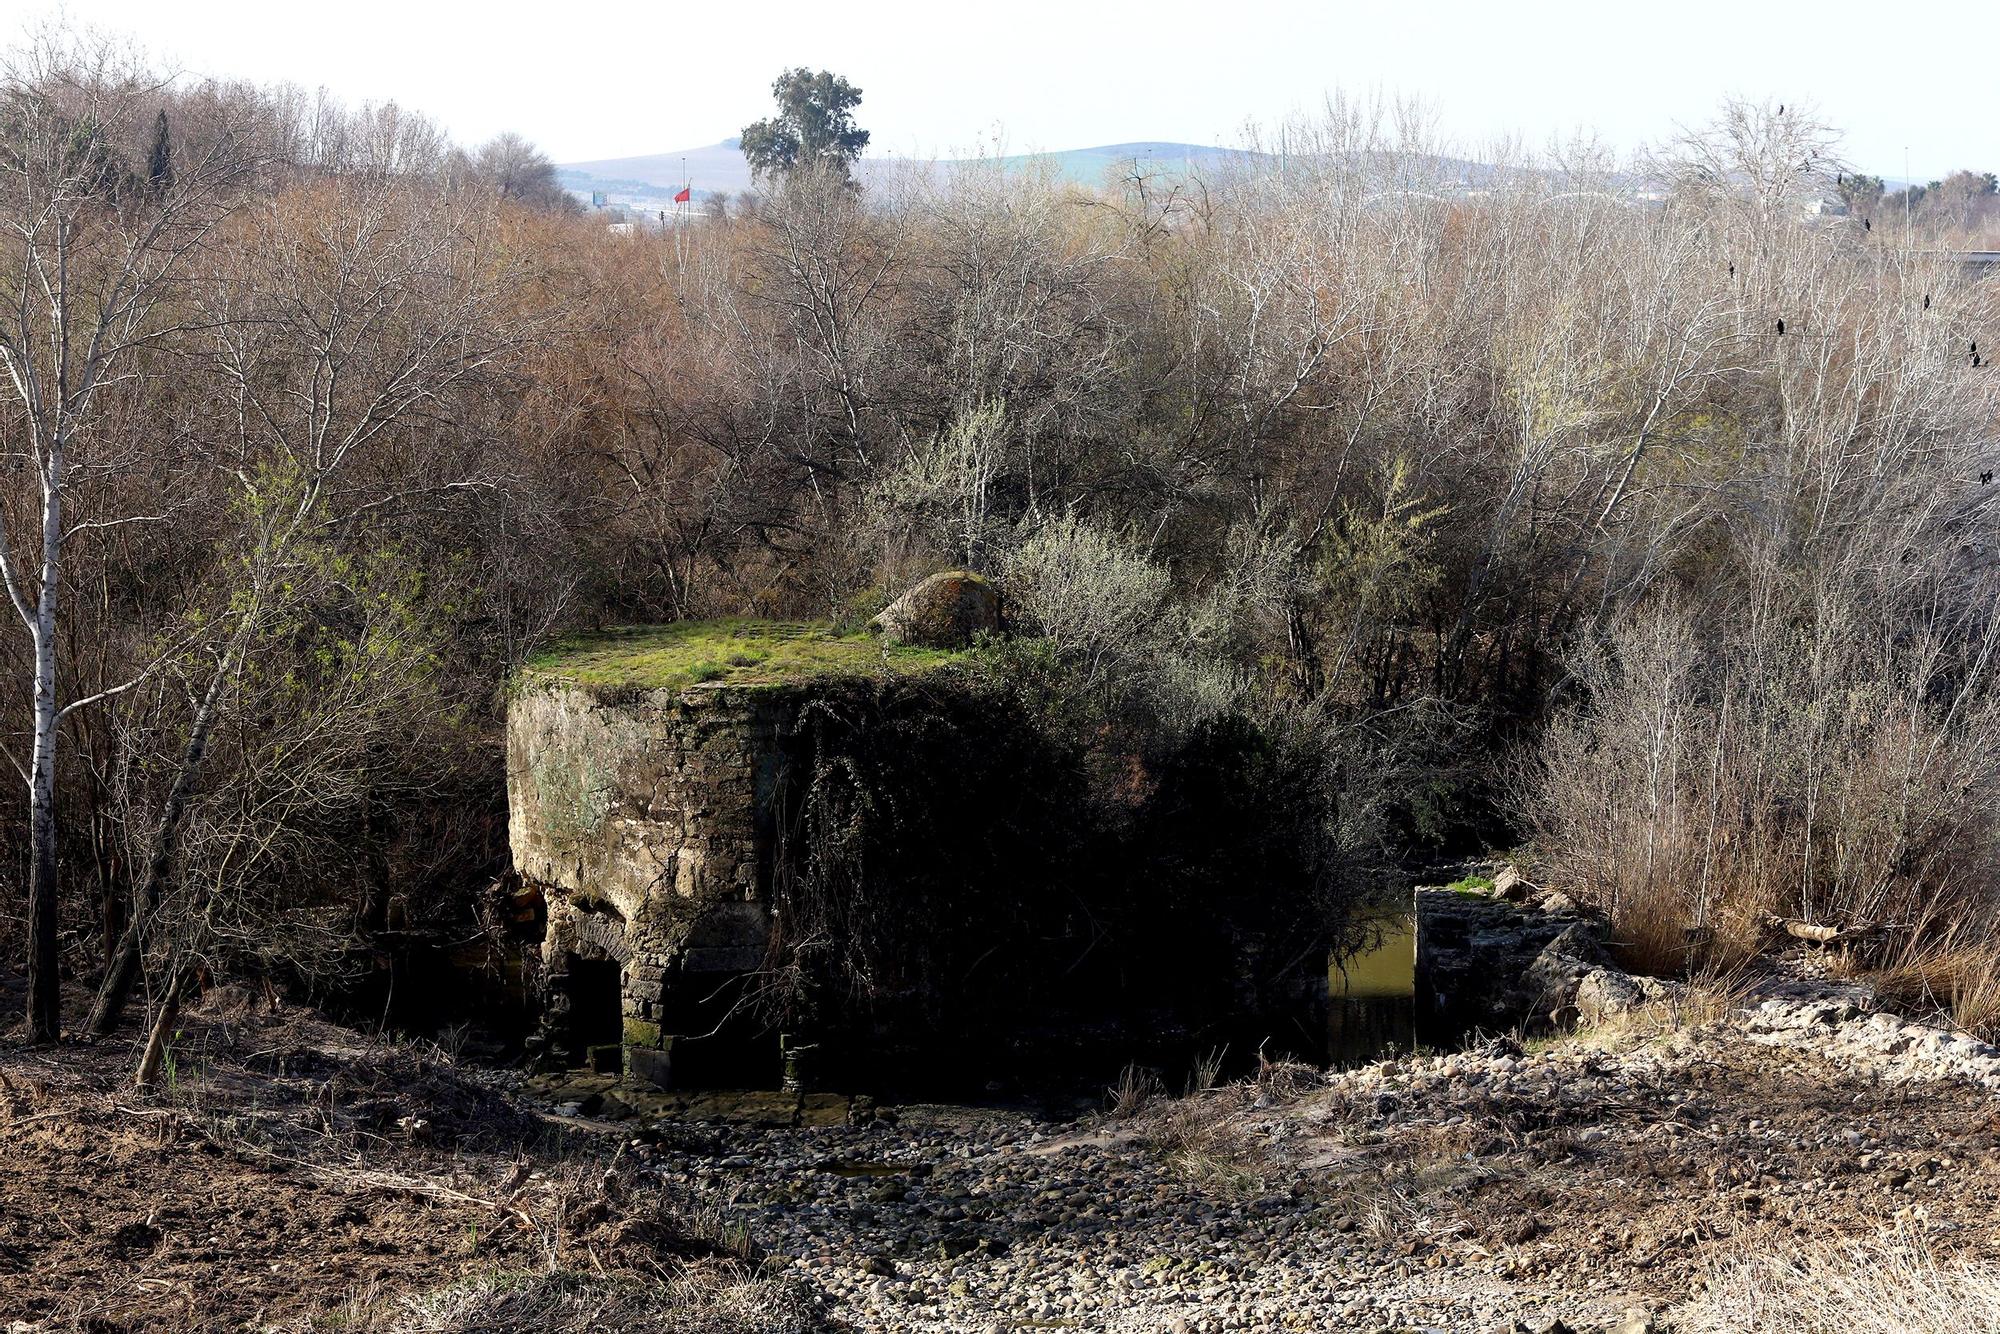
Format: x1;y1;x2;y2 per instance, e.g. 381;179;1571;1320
740;67;869;180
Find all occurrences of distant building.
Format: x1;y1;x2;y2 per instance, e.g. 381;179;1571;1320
590;191;608;210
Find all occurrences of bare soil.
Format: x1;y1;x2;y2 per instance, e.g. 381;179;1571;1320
6;984;2000;1333
0;989;788;1332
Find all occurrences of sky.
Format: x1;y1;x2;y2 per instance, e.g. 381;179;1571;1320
21;0;1986;181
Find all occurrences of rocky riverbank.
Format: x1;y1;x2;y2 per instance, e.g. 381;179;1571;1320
525;961;2000;1334
9;957;1999;1332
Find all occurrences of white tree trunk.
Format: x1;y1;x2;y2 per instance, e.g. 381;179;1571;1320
25;452;62;1042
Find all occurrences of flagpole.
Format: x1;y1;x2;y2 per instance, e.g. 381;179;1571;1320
676;156;689;275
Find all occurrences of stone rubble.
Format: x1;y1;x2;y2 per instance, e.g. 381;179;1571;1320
627;1103;1592;1333
541;965;2000;1334
1740;993;2000;1094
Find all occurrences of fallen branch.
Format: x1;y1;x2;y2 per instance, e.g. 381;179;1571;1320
3;1110;69;1131
1769;916;1901;947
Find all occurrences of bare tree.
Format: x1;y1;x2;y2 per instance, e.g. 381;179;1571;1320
457;131;577;213
89;172;529;1040
0;31;258;1039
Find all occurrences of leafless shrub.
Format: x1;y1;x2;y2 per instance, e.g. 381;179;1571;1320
1003;513;1177;687
863;399;1007;573
1526;594;2000;978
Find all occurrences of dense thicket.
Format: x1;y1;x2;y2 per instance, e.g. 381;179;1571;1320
4;31;1998;1044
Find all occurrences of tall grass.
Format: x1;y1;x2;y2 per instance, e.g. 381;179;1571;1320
1865;929;2000;1042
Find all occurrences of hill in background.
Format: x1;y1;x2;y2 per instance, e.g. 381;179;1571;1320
557;138;1274;206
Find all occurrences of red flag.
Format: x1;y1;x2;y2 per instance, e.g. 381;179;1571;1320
673;185;691;203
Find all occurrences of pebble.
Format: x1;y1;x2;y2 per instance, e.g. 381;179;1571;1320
523;968;2000;1332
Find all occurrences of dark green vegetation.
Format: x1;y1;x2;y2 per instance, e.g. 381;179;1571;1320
739;68;869;180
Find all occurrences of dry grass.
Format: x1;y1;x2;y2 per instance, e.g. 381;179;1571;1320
1107;1062;1165;1119
1682;1228;2000;1333
1125;1054;1331;1192
1574;969;1757;1047
324;1268;824;1333
1147;1088;1268;1192
1300;1105;1502;1242
1862;933;2000;1042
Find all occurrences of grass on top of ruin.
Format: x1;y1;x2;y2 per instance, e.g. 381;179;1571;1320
521;618;967;693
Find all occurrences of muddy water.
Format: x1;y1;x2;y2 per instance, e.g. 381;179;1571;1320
1327;900;1417;1065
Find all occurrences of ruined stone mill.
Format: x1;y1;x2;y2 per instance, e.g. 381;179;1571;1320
503;574;1564;1094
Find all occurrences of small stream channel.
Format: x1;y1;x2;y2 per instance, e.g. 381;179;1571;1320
362;883;1492;1119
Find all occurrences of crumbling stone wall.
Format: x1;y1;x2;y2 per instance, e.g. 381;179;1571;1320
509;658;1360;1092
508;680;797;1084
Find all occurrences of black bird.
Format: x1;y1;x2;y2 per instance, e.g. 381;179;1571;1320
1728;262;1736;277
1924;294;1931;310
1865;218;1873;231
1779;104;1786;114
1982;472;1993;485
1777;318;1786;335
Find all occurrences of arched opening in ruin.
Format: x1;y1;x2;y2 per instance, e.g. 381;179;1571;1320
562;955;624;1070
653;969;779;1089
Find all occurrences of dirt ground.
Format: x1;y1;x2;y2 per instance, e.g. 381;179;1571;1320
1252;1027;2000;1310
0;989;805;1333
6;983;2000;1333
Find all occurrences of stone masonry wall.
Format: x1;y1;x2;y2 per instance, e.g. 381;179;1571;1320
507;680;798;1083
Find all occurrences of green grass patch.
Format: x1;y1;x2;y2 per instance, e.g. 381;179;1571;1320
1444;873;1495;895
521;619;967;692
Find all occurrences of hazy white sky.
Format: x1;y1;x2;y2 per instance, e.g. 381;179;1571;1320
23;0;1983;179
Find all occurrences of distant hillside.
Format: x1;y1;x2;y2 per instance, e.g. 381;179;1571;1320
556;139;1274;207
558;138;758;203
981;141;1272;186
